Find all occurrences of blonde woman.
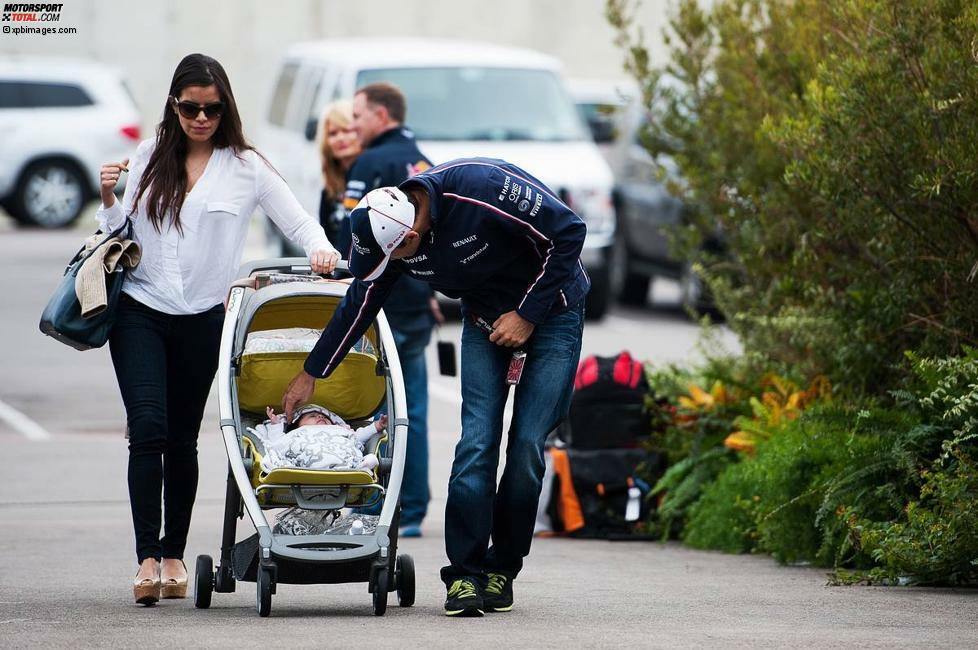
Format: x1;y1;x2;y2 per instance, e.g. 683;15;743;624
316;99;361;255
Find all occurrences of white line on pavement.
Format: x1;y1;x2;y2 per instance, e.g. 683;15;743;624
0;398;51;441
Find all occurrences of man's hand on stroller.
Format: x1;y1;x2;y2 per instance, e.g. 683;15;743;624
283;371;316;424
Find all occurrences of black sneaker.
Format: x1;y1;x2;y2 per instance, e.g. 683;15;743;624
444;578;484;617
483;572;513;612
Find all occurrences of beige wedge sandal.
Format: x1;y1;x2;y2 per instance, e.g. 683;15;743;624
161;560;188;599
133;571;161;606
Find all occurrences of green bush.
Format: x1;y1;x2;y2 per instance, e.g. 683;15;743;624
607;0;978;396
674;351;978;580
681;456;757;554
684;407;885;565
610;0;978;584
843;448;978;585
651;446;737;540
641;352;763;537
836;351;978;584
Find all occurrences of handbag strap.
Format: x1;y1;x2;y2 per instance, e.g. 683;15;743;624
65;218;134;272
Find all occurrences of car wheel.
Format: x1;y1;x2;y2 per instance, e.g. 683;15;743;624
0;197;17;221
619;272;651;306
585;267;611;320
13;160;88;228
608;233;627;300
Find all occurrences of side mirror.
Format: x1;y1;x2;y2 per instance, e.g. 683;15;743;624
304;117;318;142
587;115;617;144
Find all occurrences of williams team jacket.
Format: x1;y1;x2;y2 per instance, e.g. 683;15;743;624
304;157;590;378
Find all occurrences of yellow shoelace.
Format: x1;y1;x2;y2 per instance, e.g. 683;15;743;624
486;573;507;595
448;579;478;599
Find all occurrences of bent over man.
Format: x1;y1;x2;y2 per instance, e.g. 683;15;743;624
284;157;589;617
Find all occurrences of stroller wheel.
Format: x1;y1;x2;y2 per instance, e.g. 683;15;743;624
256;567;273;617
194;555;213;609
372;568;389;616
396;555;415;607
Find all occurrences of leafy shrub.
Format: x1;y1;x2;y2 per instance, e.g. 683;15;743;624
835;350;978;583
642;355;829;539
684;407;882;564
642;354;759;537
843;448;978;585
681;456;757;553
607;0;978;396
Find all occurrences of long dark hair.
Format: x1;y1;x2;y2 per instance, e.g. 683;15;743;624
130;53;255;233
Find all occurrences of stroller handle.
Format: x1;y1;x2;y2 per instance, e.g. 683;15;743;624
236;257;349;279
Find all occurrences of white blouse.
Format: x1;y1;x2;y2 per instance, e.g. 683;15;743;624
96;138;335;315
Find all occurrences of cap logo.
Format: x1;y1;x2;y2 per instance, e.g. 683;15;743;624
351;233;371;256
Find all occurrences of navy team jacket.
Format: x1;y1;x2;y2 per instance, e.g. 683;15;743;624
304;157;590;378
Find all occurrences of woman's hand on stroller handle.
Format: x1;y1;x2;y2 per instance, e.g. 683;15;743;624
309;249;340;275
283;370;317;424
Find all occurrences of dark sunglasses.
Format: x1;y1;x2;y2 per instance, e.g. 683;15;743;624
170;96;225;120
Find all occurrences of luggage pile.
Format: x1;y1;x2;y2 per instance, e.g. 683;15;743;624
536;351;664;539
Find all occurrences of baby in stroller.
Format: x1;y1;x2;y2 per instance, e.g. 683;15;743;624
248;404;386;474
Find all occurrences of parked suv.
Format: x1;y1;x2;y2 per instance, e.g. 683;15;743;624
0;57;141;228
570;79;716;313
258;39;619;319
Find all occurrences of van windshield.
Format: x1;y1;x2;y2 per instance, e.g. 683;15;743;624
356;67;587;142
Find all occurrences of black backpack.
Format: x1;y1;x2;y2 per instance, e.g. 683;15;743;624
544;447;664;539
562;351;650;450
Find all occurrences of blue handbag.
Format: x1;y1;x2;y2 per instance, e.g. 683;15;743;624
39;219;133;351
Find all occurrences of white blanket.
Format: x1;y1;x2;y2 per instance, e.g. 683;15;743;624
248;421;378;473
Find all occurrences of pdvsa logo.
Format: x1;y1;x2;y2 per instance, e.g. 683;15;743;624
351;233;370;256
2;3;64;21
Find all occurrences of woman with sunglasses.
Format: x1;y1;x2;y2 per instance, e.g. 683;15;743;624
97;53;339;606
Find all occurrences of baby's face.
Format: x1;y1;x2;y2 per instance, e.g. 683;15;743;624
297;413;331;427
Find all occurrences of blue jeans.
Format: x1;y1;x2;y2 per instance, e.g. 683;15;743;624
391;323;431;527
441;300;584;585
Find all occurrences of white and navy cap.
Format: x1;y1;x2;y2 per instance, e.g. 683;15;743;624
348;187;416;281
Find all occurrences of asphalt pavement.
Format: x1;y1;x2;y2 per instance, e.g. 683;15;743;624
1;210;976;649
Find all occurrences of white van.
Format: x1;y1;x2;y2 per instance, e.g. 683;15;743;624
258;38;618;318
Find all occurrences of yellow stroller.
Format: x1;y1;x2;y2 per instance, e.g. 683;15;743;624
193;259;414;617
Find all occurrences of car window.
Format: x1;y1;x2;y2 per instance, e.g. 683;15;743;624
576;101;621;142
302;69;326;132
0;81;24;108
577;102;620;123
356;67;587;142
0;81;93;108
268;62;299;127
